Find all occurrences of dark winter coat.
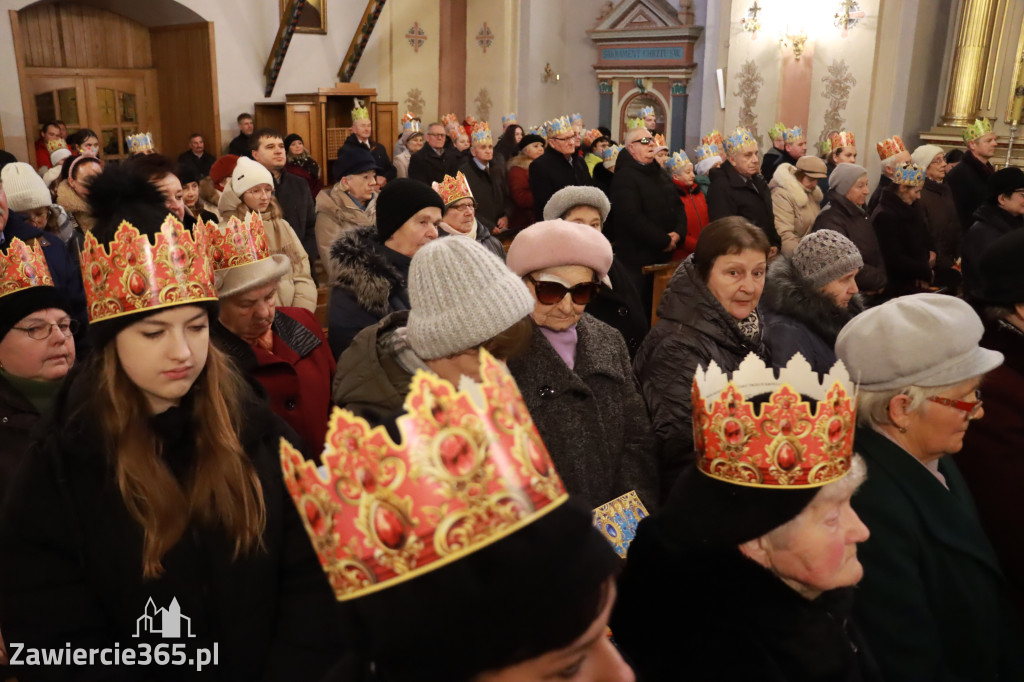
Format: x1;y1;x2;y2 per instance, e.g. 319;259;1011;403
341;134;396;183
613;520;883;682
606;152;685;269
872;188;933;298
706;161;780;248
212;307;336;454
528;146;593;217
761;256;862;374
227;132;251;158
438;221;505;261
633;258;769;501
0;371;348;681
459;159;507;227
962;203;1024;302
274;170;318;270
327;224;411;358
946;149;995;231
593;162;614;198
851;427;1024;681
408;145;460;187
918;178;962;270
176;150;215;179
508;316;658;511
0;373;52;505
586;256;649;359
813;191;887;294
760;145;782;178
956;319;1024;617
866;174;892;215
506;156;535;232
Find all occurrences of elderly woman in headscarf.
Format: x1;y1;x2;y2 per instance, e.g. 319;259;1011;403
506;220;658;510
613;354;881;681
836;294;1024;681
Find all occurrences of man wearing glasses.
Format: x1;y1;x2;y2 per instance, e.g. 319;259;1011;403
961;166;1024;301
409;122;460;186
528;116;593;217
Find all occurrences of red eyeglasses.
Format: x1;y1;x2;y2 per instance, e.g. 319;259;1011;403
926;388;983;418
526;275;600;305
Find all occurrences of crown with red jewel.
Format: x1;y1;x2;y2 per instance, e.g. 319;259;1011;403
582;128;603;146
653;133;667;148
442;113;461;137
79;215;217;324
829;130;856;150
0;237;54;299
195;211;272;271
280;350;569;601
46;138;68;155
876;134;906;160
692;353;855;489
702;130;725;148
432;171;473;207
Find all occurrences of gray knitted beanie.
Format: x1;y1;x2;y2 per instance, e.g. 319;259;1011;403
792;230;864;288
407;237;535;360
828;163;868;195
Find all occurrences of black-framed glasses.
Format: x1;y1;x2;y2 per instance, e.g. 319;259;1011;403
927;389;983;418
11;319;79;340
632;137;654;146
526;275;600;305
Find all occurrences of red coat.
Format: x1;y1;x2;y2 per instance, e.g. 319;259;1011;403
215;307;336;453
34;138;52;169
507;160;535;231
672;178;709;260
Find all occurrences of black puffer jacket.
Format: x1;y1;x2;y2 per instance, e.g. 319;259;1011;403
918;178;962;271
606;152;685;268
761;256;863;374
962;203;1024;302
586;256;650;358
813;191;887;294
706;160;780;248
872;188;933;299
528;146;593;217
633;258;769;501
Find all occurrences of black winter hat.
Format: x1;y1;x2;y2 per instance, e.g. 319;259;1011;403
977;227;1024;305
333;146;380;181
987;166;1024;203
374;178;444;243
283;133;303;152
0;286;68;344
174;163;200;187
519;134;546;150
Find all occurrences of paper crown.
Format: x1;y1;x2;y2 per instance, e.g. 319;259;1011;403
963;117;993;143
125;132;154;155
526;126;547;140
603;144;623;165
544;116;573;138
196;211;272;272
280;350;569;601
664;151;692;172
433;171;473;206
640;106;655;118
695;142;721;163
893;162;925;187
875;134;906;160
401;111;417;123
442;113;461;136
501;113;518;126
351;101;371;122
0;237;54;299
692;353;855;489
653;133;666;148
470;123;492;146
818;138;833;156
829;130;856;150
402;119;422;134
79;215;217;324
768;122;787;141
592;491;649;558
625;117;646;131
782;126;805;143
569;113;584;128
702;130;725;148
724;127;758;155
582;129;603;146
46;138;68;154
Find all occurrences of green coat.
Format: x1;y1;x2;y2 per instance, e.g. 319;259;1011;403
851;427;1024;681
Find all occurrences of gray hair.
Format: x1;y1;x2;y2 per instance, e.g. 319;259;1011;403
856;384;959;428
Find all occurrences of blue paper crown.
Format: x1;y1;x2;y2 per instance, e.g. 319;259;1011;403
782;126;805;143
527;127;547;140
501;113;517;126
603;145;623;164
893;162;925;187
545;116;572;138
126;132;154;155
402;119;421;134
723;127;757;155
695;143;721;163
640;106;655;117
664;151;691;172
569;113;583;126
471;124;492;146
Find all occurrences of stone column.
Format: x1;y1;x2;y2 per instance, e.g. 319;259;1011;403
940;0;1000;126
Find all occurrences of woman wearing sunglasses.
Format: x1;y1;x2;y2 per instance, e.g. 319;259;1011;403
835;294;1024;681
506;220;658;511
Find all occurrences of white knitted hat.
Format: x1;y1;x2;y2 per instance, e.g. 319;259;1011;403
1;162;52;212
230;156;274;196
910;144;944;170
407;237;535;360
50;148;72;166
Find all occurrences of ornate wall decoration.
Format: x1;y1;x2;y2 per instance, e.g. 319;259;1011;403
476;22;494;52
732;59;764;145
474;88;493;122
405;88;426;117
406;22;427;53
819;59;857;145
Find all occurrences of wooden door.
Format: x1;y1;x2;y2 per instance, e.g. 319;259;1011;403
83;74;159;161
27;75;88;140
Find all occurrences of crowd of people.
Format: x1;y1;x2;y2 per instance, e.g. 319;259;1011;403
0;101;1022;681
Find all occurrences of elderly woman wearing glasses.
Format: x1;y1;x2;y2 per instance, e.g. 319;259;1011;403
506;220;658;510
433;171;505;260
836;294;1024;681
0;241;75;504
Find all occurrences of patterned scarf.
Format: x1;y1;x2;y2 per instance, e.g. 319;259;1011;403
737;310;761;342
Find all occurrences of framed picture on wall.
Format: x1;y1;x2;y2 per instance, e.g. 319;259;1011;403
280;0;326;35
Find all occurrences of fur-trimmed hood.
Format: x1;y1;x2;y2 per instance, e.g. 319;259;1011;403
769;163;823;208
762;255;863;347
328;224;408;316
507;153;533;172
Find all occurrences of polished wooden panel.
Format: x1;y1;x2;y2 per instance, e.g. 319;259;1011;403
438;0;467;116
256;103;289;136
373;101;398;163
151;23;218;161
17;2;152;69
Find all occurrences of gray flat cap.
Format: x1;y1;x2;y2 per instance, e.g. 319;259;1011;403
542;185;611;223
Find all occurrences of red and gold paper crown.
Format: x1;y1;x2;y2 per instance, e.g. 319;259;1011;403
442;113;461;137
582;129;603;146
79;215;217;324
470;122;492;146
653;133;667;148
46;138;68;155
432;171;473;206
692;353;855;489
195;212;271;271
876;134;906;160
829;130;856;150
401;111;417;124
702;130;725;148
280;350;568;600
0;237;54;299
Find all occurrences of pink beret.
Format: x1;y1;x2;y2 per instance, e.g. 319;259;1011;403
506;219;614;279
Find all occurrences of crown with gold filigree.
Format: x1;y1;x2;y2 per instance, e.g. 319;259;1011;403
402;119;421;135
501;113;518;127
544;116;572;138
526;126;547;140
603;144;623;166
470;122;492;146
892;162;925;187
653;133;667;148
442;113;461;137
830;130;856;150
194;211;272;271
724;127;758;155
433;171;473;207
0;237;54;299
582;129;602;146
692;353;855;489
768;122;787;142
818;138;833;156
125;132;154;155
46;138;68;155
280;350;568;601
664;151;692;172
593;491;649;558
963;117;993;143
702;130;725;148
695;143;721;163
79;215;217;324
569;113;584;129
351;101;371;122
625;117;646;131
875;134;906;160
640;106;655;118
782;126;805;143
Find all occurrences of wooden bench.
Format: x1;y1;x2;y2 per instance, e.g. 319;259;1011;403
641;260;682;327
